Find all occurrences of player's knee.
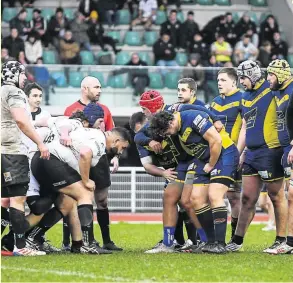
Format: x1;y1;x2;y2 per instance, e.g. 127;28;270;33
288;187;293;202
190;193;203;207
179;197;192;210
241;193;256;208
163;190;178;206
96;200;108;210
27;197;53;215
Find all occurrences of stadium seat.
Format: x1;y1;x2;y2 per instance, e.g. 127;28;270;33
197;0;213;5
214;0;231;5
207;81;219;96
107;31;121;45
51;72;67;87
248;11;259;25
165;72;181;89
124;31;142;46
288;54;293;68
89;72;105;86
41;8;55;21
25;8;33;22
232;12;239;23
42;50;57;64
176;53;188;66
138;52;153;66
155;11;167;25
80;51;95;65
69;71;83;88
64;8;75;20
249;0;267;6
177;12;184;23
149;73;164;89
2;8;18;22
117;9;131;25
107;74;127;88
115;51;131;65
144;31;159;47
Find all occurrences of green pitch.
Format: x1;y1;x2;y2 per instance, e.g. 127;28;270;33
1;223;293;282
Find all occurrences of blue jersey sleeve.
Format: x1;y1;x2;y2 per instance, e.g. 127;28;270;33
136;144;152;158
179;104;220;122
189;111;213;136
134;126;151;146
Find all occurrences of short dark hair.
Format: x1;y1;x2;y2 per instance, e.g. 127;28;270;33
129;112;147;132
69;110;88;122
112;127;132;144
149;111;174;141
24;82;43;97
218;67;238;81
56;7;64;14
177;77;197;92
170;9;177;14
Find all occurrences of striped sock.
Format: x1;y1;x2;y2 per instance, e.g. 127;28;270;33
212;206;228;244
195;205;215;243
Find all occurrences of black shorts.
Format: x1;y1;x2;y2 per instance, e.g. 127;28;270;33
90;154;111;190
1;154;29;197
31;152;81;192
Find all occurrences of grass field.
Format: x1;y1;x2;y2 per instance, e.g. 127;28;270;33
1;223;293;282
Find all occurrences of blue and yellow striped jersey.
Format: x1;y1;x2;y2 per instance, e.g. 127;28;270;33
210;89;243;144
242;79;281;149
274;77;293;147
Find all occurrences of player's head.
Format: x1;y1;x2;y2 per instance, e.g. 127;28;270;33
149;111;178;140
83;102;105;131
267;59;291;90
24;82;43;109
1;60;26;89
177;78;197;103
81;76;102;102
217;67;238;95
69;110;90;127
129;112;147;133
139;90;164;118
237;60;262;90
107;127;132;156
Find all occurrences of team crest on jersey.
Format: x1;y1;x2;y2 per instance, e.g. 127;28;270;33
276;111;285;131
3;172;12;182
244;107;257;129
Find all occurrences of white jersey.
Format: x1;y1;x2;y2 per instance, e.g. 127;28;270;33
47;127;106;173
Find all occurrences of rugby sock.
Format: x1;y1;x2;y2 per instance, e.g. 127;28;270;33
72;240;83;249
63;216;71;246
78;204;94;246
163;226;175;247
185;221;197;244
96;208;111;244
287;236;293;247
195;206;215;243
231;217;238;238
276;236;286;243
28;207;63;243
212;206;228;244
174;210;185;245
1;206;10;234
197;228;207;243
9;207;30;249
233;235;243;245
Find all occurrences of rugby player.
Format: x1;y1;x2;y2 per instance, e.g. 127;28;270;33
1;61;49;256
266;59;293;254
226;60;288;253
209;68;242;240
149;110;239;254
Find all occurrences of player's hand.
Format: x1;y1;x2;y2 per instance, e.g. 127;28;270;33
84;179;96;191
287;147;293;164
203;163;214;173
60;133;72;147
111;156;119;173
38;143;50;160
238;151;246;170
213;121;223;132
149;140;162;154
162;168;178;181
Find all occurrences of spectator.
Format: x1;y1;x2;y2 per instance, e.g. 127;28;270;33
33;57;51;105
271;31;288;60
183;53;205;92
257;41;272;67
224;12;237;46
24;32;43;64
2;28;25;59
189;32;209;63
215;15;229;40
246;28;259;47
96;0;118;28
202;14;226;45
78;0;99;18
260;15;279;45
153;32;178;68
129;0;157;31
60;30;80;64
47;7;70;50
1;47;16;63
180;11;200;49
9;8;31;39
117;0;139;20
160;9;182;48
30;8;48;47
19;0;34;7
87;11;121;54
234;34;258;64
211;34;232;64
234;12;257;41
18;50;35;81
70;12;91;51
157;0;181;12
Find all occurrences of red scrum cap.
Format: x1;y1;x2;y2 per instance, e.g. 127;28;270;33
139;90;164;114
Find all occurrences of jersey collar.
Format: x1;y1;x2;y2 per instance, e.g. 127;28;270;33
31;107;41;121
224;88;240;97
253;79;265;90
189;96;197;104
280;77;293;90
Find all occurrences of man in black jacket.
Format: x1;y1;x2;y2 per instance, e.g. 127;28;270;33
271;32;288;60
189;32;209;63
9;8;31;39
234;12;257;41
2;28;25;59
180;11;199;49
30;8;49;47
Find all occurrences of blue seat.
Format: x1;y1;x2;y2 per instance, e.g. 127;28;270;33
106;31;121;45
149;73;164;89
165;72;181;89
176;53;188;66
64;8;75;20
51;72;67;87
287;54;293;68
144;31;158;47
107;74;127;88
124;31;142;46
138;52;153;66
155;11;167;25
177;12;184;23
25;8;33;22
197;0;213;5
69;71;83;88
89;72;105;86
117;9;131;25
2;8;18;22
42;50;57;64
41;8;55;21
249;0;267;6
115;52;131;65
80;51;95;65
214;0;231;5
